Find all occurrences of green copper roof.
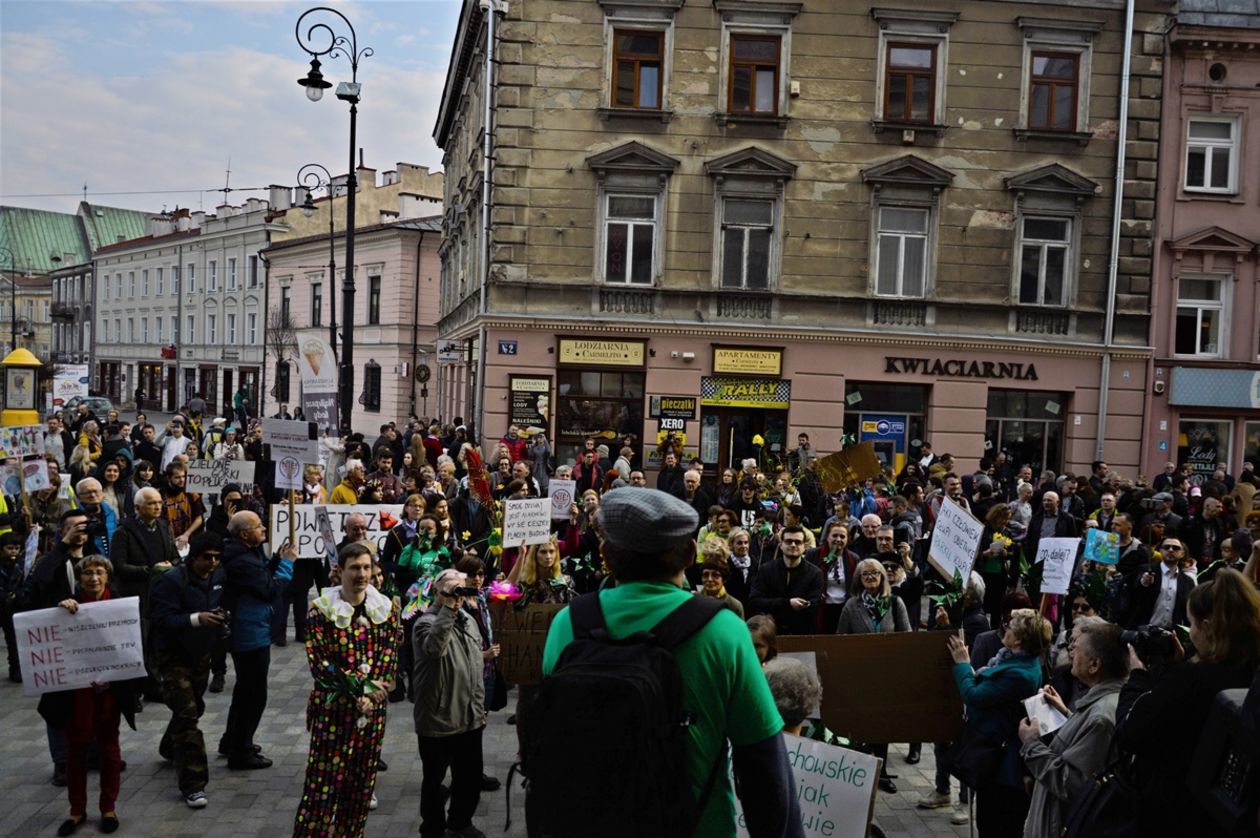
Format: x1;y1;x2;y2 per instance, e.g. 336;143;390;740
77;202;150;252
0;206;89;272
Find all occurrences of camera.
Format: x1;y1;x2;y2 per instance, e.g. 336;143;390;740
449;586;480;597
1140;497;1161;510
1121;624;1177;660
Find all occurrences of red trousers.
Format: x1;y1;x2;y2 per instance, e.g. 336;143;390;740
66;688;121;817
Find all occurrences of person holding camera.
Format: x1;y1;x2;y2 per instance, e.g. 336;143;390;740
74;478;116;558
1123;537;1196;630
1116;568;1260;836
149;532;227;808
412;568;488;838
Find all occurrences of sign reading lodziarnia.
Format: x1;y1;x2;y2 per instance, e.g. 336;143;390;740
701;377;792;409
713;346;783;377
556;338;646;367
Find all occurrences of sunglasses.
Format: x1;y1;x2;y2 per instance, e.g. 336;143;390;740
781;539;804;546
1160;544;1183;551
860;571;882;579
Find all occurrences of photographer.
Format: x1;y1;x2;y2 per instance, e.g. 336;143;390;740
74;478;116;558
1116;569;1260;836
149;533;226;808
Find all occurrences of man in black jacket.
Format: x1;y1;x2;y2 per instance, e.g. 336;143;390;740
748;524;822;634
150;533;226;808
1124;537;1195;630
1024;491;1081;565
112;486;180;700
656;451;685;499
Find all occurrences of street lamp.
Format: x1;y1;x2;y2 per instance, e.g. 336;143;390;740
295;6;372;435
0;246;16;353
296;162;339;363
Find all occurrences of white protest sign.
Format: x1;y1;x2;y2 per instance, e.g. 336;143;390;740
502;497;552;548
262;419;320;461
927;498;984;581
736;736;880;838
314;506;338;567
547;479;576;520
269;504;403;560
0;457;51;494
274;454;304;491
15;597;145;696
185;459;255;498
1036;537;1079;596
23;525;40;576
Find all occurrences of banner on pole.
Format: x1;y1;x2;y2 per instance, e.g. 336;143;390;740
1083;528;1119;565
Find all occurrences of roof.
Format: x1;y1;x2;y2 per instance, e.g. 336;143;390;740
94;227;201;257
78;202;151;252
0;206;90;272
262;216;442;254
1179;0;1260;27
434;0;484;148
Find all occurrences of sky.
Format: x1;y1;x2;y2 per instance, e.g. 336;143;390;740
0;0;462;215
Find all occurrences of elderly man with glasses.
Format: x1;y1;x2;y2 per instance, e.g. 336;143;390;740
1124;538;1196;630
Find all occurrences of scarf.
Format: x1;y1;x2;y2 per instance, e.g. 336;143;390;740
704;584;728;600
860;591;890;627
978;646;1035;675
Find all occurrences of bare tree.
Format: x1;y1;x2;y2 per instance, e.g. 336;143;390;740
267;307;298;399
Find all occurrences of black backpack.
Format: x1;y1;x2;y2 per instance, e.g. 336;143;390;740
522;592;726;838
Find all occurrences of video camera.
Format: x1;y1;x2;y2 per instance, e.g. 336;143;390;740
1121;624;1177;663
449;586;481;598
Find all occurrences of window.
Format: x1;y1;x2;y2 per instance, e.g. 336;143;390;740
156;317;163;341
875;207;928;297
985;389;1066;474
156;267;163;296
127;318;134;342
172;265;179;293
207;314;217;344
364;362;382;412
227;313;236;343
246;313;257;344
281;287;291;320
115;319;121;343
142;269;149;296
249;255;259;288
1185;117;1239;193
720;198;774;289
1175;275;1226;357
128;272;135;298
728;34;780;114
103;276;109;302
116;274;123;299
187;315;195;343
187;263;195;292
1018;217;1071;306
311;283;323;326
368;276;381;325
208;260;218;291
1028;51;1079;131
228;258;237;289
884;43;935;124
142;318;149;342
1178;419;1231;480
171;317;177;342
603;195;656;284
612;30;663;109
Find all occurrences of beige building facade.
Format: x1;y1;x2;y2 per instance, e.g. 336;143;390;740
436;0;1173;473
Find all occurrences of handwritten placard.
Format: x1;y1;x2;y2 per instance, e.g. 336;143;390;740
927;498;984;581
269;504;404;560
489;601;564;686
15;597;145;696
0;425;45;459
1036;537;1080;596
185;459;255;497
1083;527;1119;565
502;497;552;548
547;479;576;520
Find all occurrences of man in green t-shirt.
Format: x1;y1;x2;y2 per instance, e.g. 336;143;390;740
542;488;804;838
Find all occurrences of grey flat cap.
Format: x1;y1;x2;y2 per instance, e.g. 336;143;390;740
598;488;699;553
1152;492;1174;503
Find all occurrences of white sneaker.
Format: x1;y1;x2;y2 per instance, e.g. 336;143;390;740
369;794;378;810
185;791;208;809
950;805;970;825
916;790;951;809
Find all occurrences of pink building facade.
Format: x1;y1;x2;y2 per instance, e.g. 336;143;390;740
262;217;443;430
1144;19;1260;479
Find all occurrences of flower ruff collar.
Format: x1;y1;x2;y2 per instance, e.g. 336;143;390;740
312;585;392;628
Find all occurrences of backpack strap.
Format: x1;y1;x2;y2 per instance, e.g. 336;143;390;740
568;591;609;641
649;595;725;651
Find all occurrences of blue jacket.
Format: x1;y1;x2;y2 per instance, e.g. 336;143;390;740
221;539;291;653
150;564;225;659
952;652;1043;787
85;503;117;558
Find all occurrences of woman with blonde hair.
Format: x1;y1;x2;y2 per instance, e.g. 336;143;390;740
507;538;574;605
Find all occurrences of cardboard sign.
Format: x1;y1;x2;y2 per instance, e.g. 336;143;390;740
548;479;576;520
927;498;984;581
502;497;552;548
262;419;320;461
15;597;145;696
314;505;338;567
814;442;882;493
268;504;404;560
736;736;880;838
1036;537;1079;596
490;601;563;686
1;457;51;494
184;459;255;498
1084;527;1119;565
0;425;45;459
274;454;304;491
777;633;964;744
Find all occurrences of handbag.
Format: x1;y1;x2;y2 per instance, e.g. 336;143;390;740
1061;760;1140;838
942;722;1006;788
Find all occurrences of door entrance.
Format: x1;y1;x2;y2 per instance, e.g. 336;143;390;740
701;408;788;472
198;367;218;414
222;369;234;418
165;365;177;412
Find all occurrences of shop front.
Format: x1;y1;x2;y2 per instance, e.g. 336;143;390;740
554;337;646;466
699;376;791;471
842;383;928;474
1164;367;1260;477
137;362;164;411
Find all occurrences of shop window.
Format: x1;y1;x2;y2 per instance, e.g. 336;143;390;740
875;207;928;298
556;368;645;466
611;29;664;109
1179;419;1231;481
588;141;679;286
985;389;1066;474
1013;18;1098;140
1017;217;1071;306
1244;421;1260;469
1185;117;1240;194
872;8;956;130
1175;274;1226;357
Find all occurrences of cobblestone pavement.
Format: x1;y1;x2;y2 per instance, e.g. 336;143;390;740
2;642;972;837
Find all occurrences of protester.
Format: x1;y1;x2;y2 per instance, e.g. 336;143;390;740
293;543;399;837
808;520;858;632
149;533;226;809
697;541;744;618
748;524;822;635
763;656;821;736
160;463;204;552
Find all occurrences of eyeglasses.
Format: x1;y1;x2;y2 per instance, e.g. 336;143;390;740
1070;601;1091;612
1160;544;1183;552
781;539;804;546
860;571;882;579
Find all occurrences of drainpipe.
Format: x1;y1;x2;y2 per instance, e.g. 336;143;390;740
410;230;425;418
1095;0;1135;461
259;250;270;417
176;242;183;410
472;0;497;448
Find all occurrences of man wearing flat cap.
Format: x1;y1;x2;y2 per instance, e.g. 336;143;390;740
541;488;803;838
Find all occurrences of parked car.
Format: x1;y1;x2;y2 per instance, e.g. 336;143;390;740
61;395;116;418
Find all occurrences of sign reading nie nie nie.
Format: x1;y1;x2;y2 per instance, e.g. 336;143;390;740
15;598;145;697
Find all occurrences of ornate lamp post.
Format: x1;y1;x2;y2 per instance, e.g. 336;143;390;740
296;163;340;362
0;246;16;353
295;6;372;434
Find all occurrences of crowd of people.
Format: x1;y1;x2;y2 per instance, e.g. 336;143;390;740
3;402;1259;837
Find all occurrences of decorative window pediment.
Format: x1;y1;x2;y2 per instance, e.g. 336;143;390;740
861;154;953;191
587;141;680;185
1005;164;1099;203
1169;226;1257;266
703;146;797;182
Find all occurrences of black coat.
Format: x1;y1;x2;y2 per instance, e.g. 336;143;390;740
1123;566;1194;629
656;465;685;499
1023;510;1081;565
149;564;224;659
20;544;81;610
449;495;495;564
748;558;823;635
110;515;179;606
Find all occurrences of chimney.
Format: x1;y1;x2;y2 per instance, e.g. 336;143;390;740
269;184;292;211
357;164;376;192
331;175;350;198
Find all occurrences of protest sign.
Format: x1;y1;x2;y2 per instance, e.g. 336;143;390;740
778;632;964;743
489;601;564;686
314;506;338;567
15;597;145;697
735;735;880;838
502;497;552;548
1084;527;1120;565
927;497;984;581
268;504;403;560
185;459;255;498
274;454;304;491
23;525;40;575
297;336;339;434
548;479;576;520
1036;537;1079;596
813;442;882;493
0;425;45;459
262;419;320;461
1;457;51;495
